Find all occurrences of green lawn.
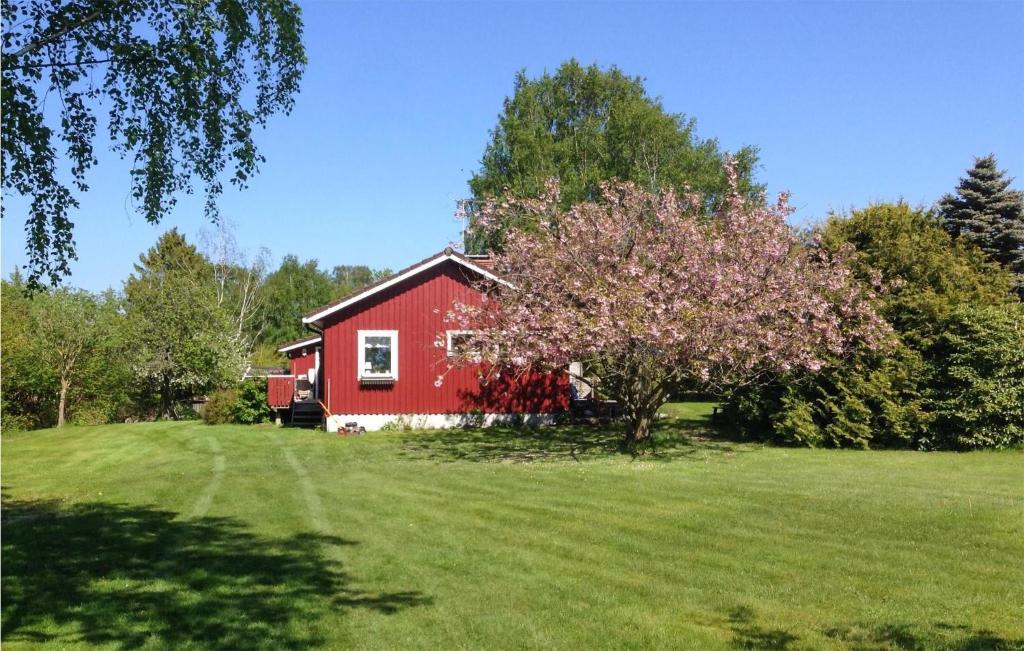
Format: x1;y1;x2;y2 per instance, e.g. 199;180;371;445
3;405;1022;650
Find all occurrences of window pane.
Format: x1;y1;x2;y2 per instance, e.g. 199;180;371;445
451;334;473;355
364;336;392;374
450;333;481;358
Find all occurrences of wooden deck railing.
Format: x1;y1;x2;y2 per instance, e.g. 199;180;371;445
267;375;296;409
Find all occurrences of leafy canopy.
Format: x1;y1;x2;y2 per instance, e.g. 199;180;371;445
259;256;391;347
1;0;306;287
820;202;1013;346
1;274;130;429
726;203;1020;449
1;273;58;429
926;303;1024;449
124;229;246;418
466;60;761;252
450;173;885;445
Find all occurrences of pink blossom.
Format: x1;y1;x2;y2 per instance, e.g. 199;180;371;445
446;166;888;442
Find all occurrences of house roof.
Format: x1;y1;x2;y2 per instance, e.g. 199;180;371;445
302;247;507;326
277;334;322;353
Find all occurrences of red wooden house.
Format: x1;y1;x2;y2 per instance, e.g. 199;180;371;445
267;248;569;430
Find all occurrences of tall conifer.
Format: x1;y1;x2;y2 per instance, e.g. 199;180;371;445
939;155;1024;297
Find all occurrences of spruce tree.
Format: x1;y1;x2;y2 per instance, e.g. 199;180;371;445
938;155;1024;297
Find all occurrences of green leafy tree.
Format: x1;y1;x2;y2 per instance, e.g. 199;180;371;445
726;203;1017;449
2;0;306;287
825;203;1014;347
330;265;390;298
466;59;761;252
1;274;130;429
125;229;245;418
925;303;1024;449
67;288;135;425
258;255;335;347
1;272;57;429
32;288;108;426
938;155;1024;297
257;257;390;349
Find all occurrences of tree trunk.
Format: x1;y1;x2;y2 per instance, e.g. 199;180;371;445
608;354;671;452
160;375;175;420
621;377;667;452
57;379;70;427
628;412;653;444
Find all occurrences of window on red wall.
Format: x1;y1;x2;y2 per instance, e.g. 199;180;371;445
446;330;482;360
358;330;398;380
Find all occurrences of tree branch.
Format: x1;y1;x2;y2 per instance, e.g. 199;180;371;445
14;57;116;70
10;6;108;59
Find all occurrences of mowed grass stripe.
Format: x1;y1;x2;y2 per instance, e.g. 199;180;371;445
327;448;1017;577
313;453;1019;638
3;414;1022;650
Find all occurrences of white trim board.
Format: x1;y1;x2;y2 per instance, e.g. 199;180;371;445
325;413;558;432
303;250;510;325
277;336;322;353
357;329;399;380
446;329;482;359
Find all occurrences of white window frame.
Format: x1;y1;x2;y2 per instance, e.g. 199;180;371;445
357;330;398;380
446;330;482;361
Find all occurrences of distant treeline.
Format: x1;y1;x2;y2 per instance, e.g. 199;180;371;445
1;228;389;430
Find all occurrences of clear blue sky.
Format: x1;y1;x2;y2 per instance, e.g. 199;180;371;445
3;0;1022;291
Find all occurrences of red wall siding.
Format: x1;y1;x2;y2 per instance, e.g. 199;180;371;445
321;260;569;414
267;376;295;408
288;346;317;378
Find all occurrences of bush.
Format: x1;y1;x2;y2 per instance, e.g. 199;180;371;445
203;388;239;425
176;404;202;421
233;379;271;425
202;380;271;426
925;304;1024;449
69;403;113;426
1;413;36;433
379;418;407;431
724;203;1020;450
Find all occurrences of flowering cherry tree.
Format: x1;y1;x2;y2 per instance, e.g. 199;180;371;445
445;169;889;445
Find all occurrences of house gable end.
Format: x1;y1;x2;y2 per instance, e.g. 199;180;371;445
302;248;506;327
316;259;488;331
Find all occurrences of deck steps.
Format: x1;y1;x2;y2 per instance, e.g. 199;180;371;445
289;402;324;428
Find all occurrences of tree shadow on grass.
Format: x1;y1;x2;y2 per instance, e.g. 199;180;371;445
397;414;755;464
728;606;800;650
823;622;1024;651
723;606;1023;651
2;497;431;649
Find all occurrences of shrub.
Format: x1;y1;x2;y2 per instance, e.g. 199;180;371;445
232;379;271;425
176;404;202;421
1;413;36;433
925;304;1024;449
379;418;407;431
203;388;239;425
69;403;113;426
724;203;1019;450
202;380;271;426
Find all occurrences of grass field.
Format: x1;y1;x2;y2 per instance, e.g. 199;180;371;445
3;404;1022;650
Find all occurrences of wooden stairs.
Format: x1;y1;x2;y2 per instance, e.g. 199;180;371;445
289;401;324;428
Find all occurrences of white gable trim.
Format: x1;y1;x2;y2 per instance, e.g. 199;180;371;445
302;251;510;325
277;336;322;353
